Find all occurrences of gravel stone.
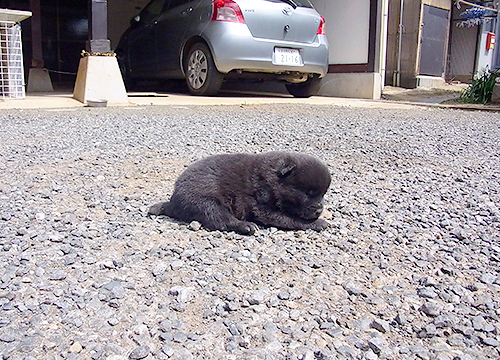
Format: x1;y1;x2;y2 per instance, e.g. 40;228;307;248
0;104;499;359
128;345;150;359
368;336;385;354
371;318;391;333
420;302;442;317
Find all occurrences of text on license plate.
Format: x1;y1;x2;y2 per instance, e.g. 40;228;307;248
273;48;303;66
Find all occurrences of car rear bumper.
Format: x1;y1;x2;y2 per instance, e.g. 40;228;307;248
202;22;329;78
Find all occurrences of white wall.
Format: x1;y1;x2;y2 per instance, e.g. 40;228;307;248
110;0;373;65
312;0;371;64
476;27;496;74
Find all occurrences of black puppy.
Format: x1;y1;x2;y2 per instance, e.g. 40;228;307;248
148;152;331;235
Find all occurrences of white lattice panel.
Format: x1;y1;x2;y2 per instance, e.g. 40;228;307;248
0;23;25;99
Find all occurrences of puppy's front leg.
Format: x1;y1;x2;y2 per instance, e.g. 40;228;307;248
252;209;328;231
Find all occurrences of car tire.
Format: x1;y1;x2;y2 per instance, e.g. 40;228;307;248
285;75;321;98
185;43;223;96
116;52;136;91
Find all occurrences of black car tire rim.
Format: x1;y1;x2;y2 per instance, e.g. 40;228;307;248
187;49;208;90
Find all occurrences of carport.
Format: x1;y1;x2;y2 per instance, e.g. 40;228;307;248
3;0;388;100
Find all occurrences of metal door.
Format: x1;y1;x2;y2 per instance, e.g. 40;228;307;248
156;0;206;74
419;5;449;76
128;0;165;75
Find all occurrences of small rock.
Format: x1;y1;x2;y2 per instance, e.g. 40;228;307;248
480;273;497;285
0;332;16;342
108;318;119;326
420;302;441;317
364;349;378;360
99;281;125;301
170;260;184;270
433;314;455;328
69;341;83;353
326;327;344;338
371;319;390;333
173;331;188;343
188;221;201;231
472;315;486;331
419;323;437;338
394;312;408;326
247;290;266;305
277;291;290;300
162;345;175;357
129;345;150;359
337;345;357;358
417;287;438;299
368;337;385;355
482;337;500;347
342;282;363;296
48;270;67;281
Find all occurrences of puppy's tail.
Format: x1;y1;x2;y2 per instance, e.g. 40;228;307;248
148;201;175;217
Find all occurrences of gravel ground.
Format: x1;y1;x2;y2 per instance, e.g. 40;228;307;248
0;104;499;360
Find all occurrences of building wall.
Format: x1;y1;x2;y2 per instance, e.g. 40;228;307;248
315;0;387;99
447;5;477;82
312;0;371;65
386;0;421;87
423;0;450;9
476;20;497;74
385;0;451;88
400;0;422;87
476;29;495;73
385;0;400;85
447;4;497;83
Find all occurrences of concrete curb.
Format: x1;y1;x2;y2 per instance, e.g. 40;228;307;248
1;91;499;112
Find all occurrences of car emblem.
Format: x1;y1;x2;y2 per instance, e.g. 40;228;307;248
282;6;293;16
284;25;290;32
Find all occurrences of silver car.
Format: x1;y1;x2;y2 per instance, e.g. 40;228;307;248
116;0;329;97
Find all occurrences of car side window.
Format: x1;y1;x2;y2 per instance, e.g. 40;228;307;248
266;0;313;8
165;0;191;11
140;0;166;23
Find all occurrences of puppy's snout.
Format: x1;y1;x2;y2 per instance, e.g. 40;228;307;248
303;202;323;220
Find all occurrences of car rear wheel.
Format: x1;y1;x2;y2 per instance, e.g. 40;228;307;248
185;43;223;96
285;75;321;98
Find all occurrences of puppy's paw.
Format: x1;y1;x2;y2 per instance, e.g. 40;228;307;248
148;202;168;216
307;218;329;232
231;221;258;235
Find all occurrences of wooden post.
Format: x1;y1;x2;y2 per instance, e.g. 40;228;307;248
73;0;128;104
27;0;54;92
87;0;111;53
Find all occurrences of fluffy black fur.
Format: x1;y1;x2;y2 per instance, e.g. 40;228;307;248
148;152;331;235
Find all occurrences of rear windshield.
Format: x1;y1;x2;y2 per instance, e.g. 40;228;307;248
265;0;314;8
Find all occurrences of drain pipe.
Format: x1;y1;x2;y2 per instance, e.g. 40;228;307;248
395;0;404;87
494;0;500;70
380;0;389;90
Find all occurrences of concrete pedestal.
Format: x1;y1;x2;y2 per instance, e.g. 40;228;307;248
73;55;128;105
416;75;446;89
317;72;382;99
27;68;54;93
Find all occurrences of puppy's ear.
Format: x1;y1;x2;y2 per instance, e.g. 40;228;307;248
278;161;296;177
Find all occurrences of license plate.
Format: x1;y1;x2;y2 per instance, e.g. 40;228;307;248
273;48;303;66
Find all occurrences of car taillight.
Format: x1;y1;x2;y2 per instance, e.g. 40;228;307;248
317;15;325;35
212;0;245;23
